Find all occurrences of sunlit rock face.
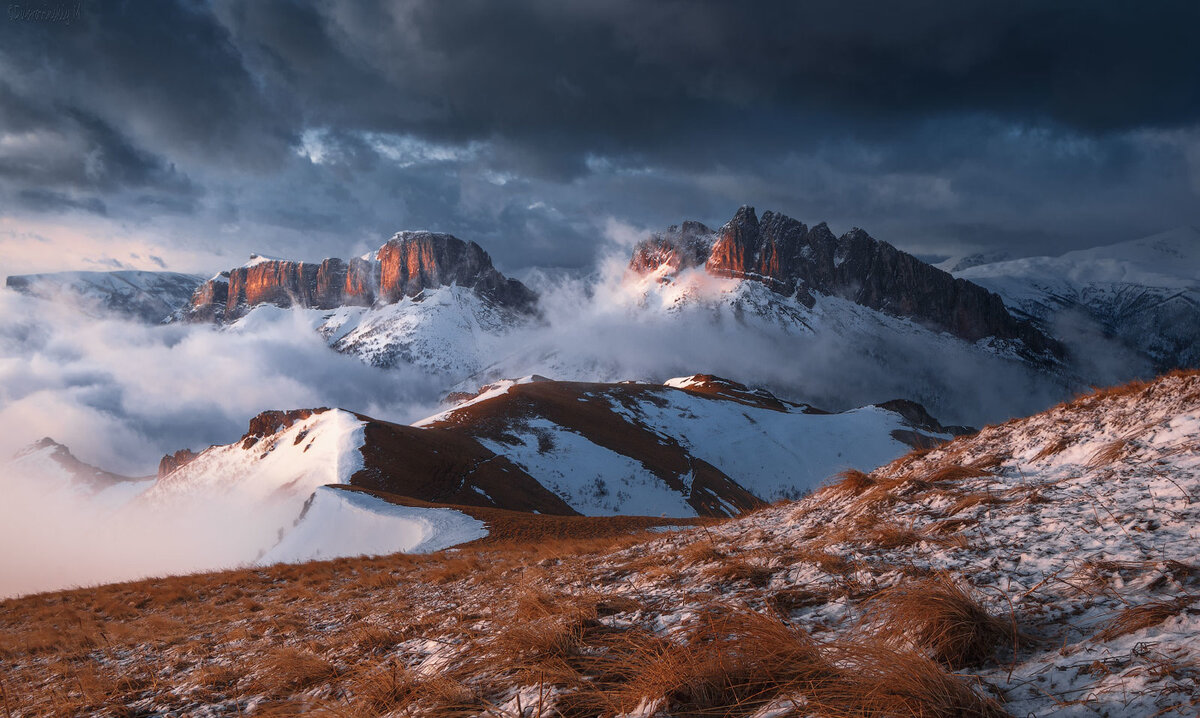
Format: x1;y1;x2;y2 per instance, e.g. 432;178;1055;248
184;232;536;321
375;232;535;308
631;205;1063;358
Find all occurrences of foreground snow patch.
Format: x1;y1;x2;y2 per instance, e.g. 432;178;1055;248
260;487;488;565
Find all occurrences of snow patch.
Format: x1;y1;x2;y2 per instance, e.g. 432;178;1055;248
260;487;487;565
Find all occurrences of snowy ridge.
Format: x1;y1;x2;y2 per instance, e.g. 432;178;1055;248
423;375;954;515
6;438;152;510
143;409;364;504
480;267;1070;425
956;226;1200;371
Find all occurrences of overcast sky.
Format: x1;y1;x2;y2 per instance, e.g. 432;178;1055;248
3;0;1200;276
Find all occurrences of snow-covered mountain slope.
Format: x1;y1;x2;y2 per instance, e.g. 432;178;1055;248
6;437;152;509
134;373;962;525
259;486;487;565
4;270;203;323
146;406;575;516
227;284;528;376
955;226;1200;372
421;374;963;515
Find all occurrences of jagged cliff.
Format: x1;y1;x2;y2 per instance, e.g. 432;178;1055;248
185;232;536;321
631;206;1063;357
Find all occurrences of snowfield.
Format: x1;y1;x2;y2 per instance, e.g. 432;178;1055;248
259;486;487;565
456;377;945;515
227;284;532;378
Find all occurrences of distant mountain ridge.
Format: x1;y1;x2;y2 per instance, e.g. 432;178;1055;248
630;206;1063;359
4;270;203;323
953;226;1200;373
185;231;537;322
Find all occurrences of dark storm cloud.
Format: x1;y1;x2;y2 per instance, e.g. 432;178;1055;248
2;0;1199;268
209;0;1200;158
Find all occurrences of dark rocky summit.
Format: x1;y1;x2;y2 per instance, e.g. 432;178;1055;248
631;206;1064;358
185;231;536;322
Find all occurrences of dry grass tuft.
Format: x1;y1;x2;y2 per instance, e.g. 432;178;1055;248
948;491;1008;516
768;587;829;615
860;574;1011;668
966;453;1008;471
1088;439;1131;469
1094;596;1197;642
614;609;829;716
678;536;727;565
818;642;1010;718
701;558;775;588
831;468;876;495
1033;436;1073;461
924;465;992;484
866;523;929;550
253;647;338;697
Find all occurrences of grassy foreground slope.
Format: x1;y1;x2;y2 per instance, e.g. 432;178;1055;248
2;371;1199;716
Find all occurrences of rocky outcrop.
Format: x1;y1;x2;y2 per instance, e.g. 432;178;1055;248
185;232;535;322
241;408;324;449
631;206;1064;358
157;448;199;478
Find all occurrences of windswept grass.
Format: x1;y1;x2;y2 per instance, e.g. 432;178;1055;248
859;574;1012;668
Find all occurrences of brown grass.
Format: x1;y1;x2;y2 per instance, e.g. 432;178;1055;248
1033;436;1073;461
860;574;1012;668
831;468;876;495
679;536;727;565
816;642;1010;717
947;491;1008;516
253;647;339;697
613;610;830;715
701;557;775;588
924;465;992;484
1094;596;1197;642
1088;439;1130;469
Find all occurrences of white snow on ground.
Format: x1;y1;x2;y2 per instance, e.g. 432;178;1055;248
137;409;367;564
611;386;928;501
475;418;699;517
454;379;938;515
228;284;530;379
260;486;487;565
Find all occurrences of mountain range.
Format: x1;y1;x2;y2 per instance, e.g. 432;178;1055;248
5;373;965;574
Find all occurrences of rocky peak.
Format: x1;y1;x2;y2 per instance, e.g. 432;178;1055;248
157;448;199;478
630;206;1064;358
185;232;536;322
241;408;326;449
